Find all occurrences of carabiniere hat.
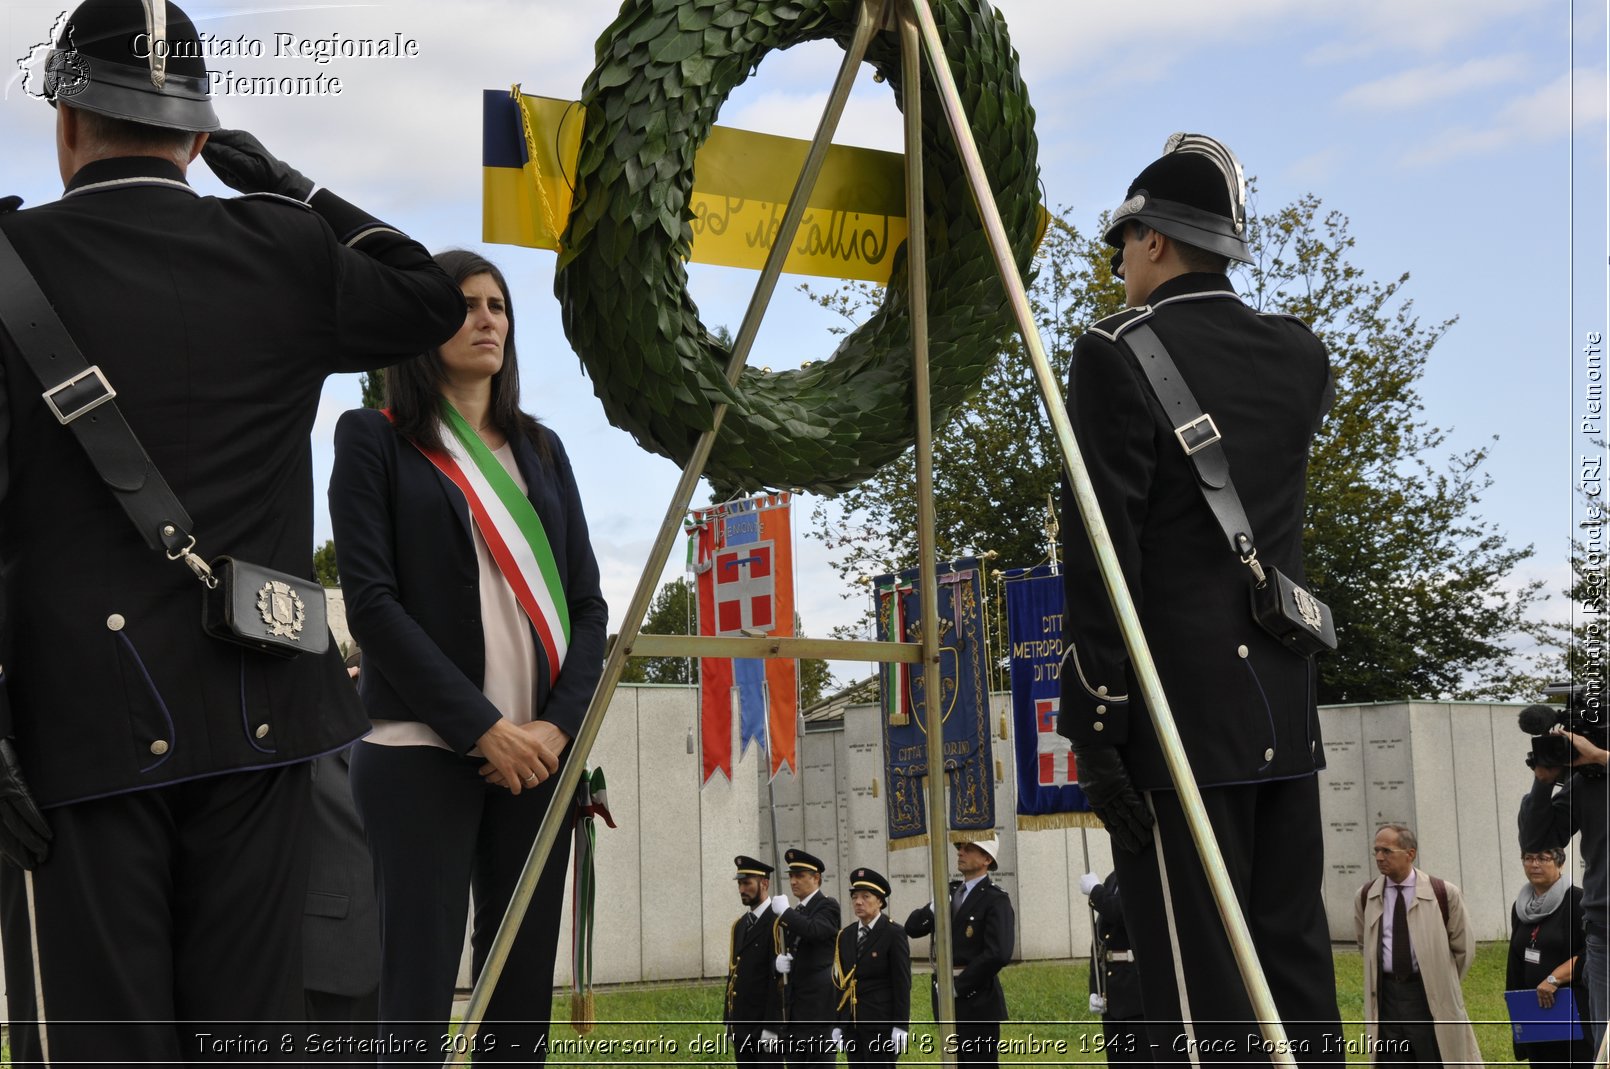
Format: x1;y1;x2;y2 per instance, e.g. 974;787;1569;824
1103;132;1252;264
849;868;891;904
784;848;825;875
45;0;219;132
733;855;774;880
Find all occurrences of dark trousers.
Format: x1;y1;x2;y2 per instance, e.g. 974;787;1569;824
1113;774;1343;1067
1102;1016;1150;1064
0;764;312;1067
785;1013;836;1067
350;741;573;1066
1377;973;1441;1067
953;1020;1000;1066
845;1023;900;1068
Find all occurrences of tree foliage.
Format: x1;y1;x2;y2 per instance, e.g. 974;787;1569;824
313;538;339;587
360;371;385;410
810;197;1539;702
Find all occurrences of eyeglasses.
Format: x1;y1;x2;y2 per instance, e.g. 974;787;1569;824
1371;847;1406;856
1521;853;1558;864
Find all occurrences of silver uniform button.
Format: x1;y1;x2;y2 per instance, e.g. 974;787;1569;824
107;614;126;631
1096;705;1107;715
1263;747;1274;761
1096;685;1109;696
1237;645;1249;658
150;740;169;756
1093;721;1105;732
255;724;270;739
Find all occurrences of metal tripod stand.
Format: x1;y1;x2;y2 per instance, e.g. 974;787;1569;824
449;3;1296;1065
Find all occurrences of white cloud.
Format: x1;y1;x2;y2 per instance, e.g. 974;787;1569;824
1339;53;1530;111
1303;0;1540;63
1405;66;1608;165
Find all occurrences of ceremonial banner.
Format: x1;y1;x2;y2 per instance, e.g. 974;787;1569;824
689;494;798;784
482;89;906;282
873;559;994;848
1002;566;1098;830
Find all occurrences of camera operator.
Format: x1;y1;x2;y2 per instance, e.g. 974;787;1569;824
1518;699;1609;1052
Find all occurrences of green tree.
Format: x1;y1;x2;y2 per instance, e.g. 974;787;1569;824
810;199;1539;702
1241;196;1539;701
620;577;699;685
313;538;339;587
360;371;385;410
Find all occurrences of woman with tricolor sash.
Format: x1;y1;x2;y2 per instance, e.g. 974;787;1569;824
330;249;608;1063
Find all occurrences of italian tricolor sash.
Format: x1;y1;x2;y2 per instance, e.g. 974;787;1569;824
388;403;570;685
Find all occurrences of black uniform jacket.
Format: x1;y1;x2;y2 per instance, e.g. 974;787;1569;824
833;915;910;1029
726;907;785;1027
0;157;462;806
327;408;607;752
778;891;841;1023
1087;873;1142;1019
906;877;1014;1021
1057;272;1333;790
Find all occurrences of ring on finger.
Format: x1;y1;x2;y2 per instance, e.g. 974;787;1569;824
523;772;539;785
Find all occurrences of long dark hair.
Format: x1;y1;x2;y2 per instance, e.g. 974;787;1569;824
385;249;548;458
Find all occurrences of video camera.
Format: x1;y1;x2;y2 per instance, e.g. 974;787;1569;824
1519;680;1607;773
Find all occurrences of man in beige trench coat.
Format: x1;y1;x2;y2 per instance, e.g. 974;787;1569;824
1354;824;1483;1067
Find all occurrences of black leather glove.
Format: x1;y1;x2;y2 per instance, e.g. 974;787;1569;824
1072;743;1153;854
202;129;314;200
0;739;50;869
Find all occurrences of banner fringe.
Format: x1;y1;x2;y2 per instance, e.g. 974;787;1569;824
1017;811;1104;832
570;992;595;1034
888;834;930;852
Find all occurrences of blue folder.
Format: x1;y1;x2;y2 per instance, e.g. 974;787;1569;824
1506;987;1584;1045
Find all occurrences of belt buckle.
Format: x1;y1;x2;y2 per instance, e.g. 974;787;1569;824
1173;412;1221;455
42;365;117;425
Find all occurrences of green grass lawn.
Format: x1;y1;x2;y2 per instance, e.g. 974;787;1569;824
529;943;1539;1065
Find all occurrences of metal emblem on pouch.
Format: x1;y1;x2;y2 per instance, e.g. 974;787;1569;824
256;580;306;639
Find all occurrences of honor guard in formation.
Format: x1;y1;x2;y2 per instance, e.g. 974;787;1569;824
1080;871;1146;1064
769;848;842;1067
905;838;1015;1066
832;868;911;1068
1056;133;1344;1061
728;855;785;1066
0;0;462;1061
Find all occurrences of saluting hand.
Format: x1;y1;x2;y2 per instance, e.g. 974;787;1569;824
202;129;315;201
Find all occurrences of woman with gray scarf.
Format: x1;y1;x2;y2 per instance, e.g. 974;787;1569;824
1507;847;1589;1069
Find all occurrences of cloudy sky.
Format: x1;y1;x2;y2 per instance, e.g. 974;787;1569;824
2;0;1603;688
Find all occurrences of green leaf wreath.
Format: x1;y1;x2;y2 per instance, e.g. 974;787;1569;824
555;0;1041;495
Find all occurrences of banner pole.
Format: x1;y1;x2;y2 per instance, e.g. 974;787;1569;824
906;0;1294;1061
445;5;885;1061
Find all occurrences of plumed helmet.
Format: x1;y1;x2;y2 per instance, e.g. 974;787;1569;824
45;0;218;132
1103;132;1250;264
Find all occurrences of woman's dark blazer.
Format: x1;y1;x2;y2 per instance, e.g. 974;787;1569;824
328;407;608;753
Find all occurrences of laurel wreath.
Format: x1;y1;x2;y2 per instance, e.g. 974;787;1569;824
555;0;1041;495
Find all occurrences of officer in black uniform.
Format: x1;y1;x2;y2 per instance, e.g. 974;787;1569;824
904;838;1015;1067
768;847;842;1067
728;855;785;1067
1080;871;1146;1064
0;1;462;1062
832;868;910;1068
1056;133;1343;1063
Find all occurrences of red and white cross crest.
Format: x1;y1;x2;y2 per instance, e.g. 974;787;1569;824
1035;697;1076;787
713;541;775;635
